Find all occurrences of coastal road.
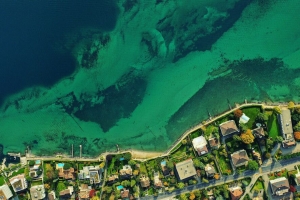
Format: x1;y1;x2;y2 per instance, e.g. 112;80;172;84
141;157;300;200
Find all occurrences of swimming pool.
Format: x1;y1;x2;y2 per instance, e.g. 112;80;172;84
117;185;124;190
35;160;41;165
57;163;64;168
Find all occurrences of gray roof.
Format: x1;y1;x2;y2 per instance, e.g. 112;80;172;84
219;120;239;136
270;177;289;195
175;159;196;180
279;109;293;137
231;150;249;167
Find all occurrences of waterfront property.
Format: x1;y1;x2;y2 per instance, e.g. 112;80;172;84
231;150;249;168
9;174;28;192
208;137;220;149
270;177;290;196
78;165;102;184
119;165;132;180
279;109;296;148
175;159;196;181
219;120;239;137
239;113;250;124
192;136;208;156
30;185;46;200
0;184;13;200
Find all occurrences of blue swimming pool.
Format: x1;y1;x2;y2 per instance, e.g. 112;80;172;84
35;160;41;165
117;185;124;190
57;163;64;168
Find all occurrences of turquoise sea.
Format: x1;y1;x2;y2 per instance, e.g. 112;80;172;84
0;0;300;157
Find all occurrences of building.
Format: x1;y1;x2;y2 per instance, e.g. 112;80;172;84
192;136;208;156
279;109;293;138
30;185;46;200
295;174;300;186
48;191;56;200
270;177;289;196
161;160;170;177
0;185;13;200
153;171;163;188
59;186;74;199
252;127;265;139
208;137;220;149
9;174;28;192
175;159;196;181
78;184;91;200
119;165;132;179
120;189;130;199
252;151;262;165
204;164;216;178
140;175;150;188
229;186;243;200
78;166;102;184
231;150;249;168
239;113;250;124
219;120;239;136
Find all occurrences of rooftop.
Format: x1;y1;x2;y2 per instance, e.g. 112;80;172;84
219;120;239;136
229;186;243;200
231;150;249;167
30;185;46;200
9;174;27;192
0;185;13;200
192;136;208;155
270;177;289;196
175;159;196;180
279;109;293;138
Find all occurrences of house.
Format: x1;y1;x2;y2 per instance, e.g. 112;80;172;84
121;188;130;199
204;164;216;178
56;163;76;180
0;185;13;200
252;127;265;139
192;136;208;156
208;137;220;149
231;150;249;168
295;174;300;186
107;174;119;184
9;174;28;192
282;139;296;148
279;109;293;139
119;165;132;179
78;165;102;184
78;184;91;200
48;191;56;200
229;186;243;200
239;113;250;124
161;160;170;177
29;160;42;179
59;186;74;199
154;172;163;188
252;151;262;165
140;175;150;188
175;159;197;181
30;185;46;200
270;177;289;196
219;120;239;136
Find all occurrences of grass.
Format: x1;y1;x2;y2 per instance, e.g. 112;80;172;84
170;144;195;163
11;168;25;177
267;113;280;139
268;169;288;180
215;152;232;175
31;180;43;186
0;176;6;186
251;179;264;192
242;107;261;128
203;124;218;137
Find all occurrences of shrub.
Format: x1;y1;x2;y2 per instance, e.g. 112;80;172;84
29;160;35;167
294;132;300;141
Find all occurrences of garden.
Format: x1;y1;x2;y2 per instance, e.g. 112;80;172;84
268;168;288;180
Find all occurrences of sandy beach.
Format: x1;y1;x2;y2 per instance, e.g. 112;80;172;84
130;150;163;160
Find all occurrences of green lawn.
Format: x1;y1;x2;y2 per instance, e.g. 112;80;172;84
251;180;264;192
267;113;280;139
11;168;25;177
216;152;232;175
203;124;218;137
31;180;43;186
0;176;6;186
242;107;261;128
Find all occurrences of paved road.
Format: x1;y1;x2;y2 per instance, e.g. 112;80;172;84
140;157;300;200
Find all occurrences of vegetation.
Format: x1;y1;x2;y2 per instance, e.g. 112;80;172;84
240;129;255;144
267;112;280;139
29;160;35;167
234;109;243;118
247;160;259;170
294;132;300;141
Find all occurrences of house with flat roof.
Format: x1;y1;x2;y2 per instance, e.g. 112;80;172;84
9;174;28;192
78;184;91;200
231;150;249;168
120;188;130;199
192;136;208;156
48;191;56;200
219;120;239;137
119;165;132;180
239;113;250;124
175;159;196;181
30;185;46;200
205;164;216;178
154;172;163;188
0;185;13;200
140;175;150;188
279;109;296;148
270;177;289;196
229;186;243;200
252;127;265;139
78;166;102;184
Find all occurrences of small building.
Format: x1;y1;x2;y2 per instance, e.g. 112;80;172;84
204;164;216;178
78;184;91;200
140;175;150;188
78;166;102;184
120;188;130;199
175;159;197;181
208;137;220;149
239;113;250;124
219;120;239;137
154;171;163;188
56;163;76;180
192;136;208;156
229;186;243;200
30;185;46;200
282;139;296;148
59;186;74;199
0;185;13;200
252;127;265;139
48;191;56;200
252;151;262;165
295;174;300;186
231;150;249;168
119;165;132;179
279;109;293;139
270;177;289;196
9;174;28;192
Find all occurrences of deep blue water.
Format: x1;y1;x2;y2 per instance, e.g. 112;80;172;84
0;0;119;105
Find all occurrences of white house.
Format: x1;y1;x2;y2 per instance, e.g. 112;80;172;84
239;113;250;124
192;136;208;156
0;184;13;200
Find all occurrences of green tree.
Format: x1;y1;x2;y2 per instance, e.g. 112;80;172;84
121;180;131;187
177;182;185;189
128;160;136;166
288;101;295;110
28;160;35;167
63;163;72;170
167;161;174;169
123;153;132;161
233;134;242;142
202;177;209;183
104;186;112;194
239;123;248;132
226;142;232;148
275;136;284;143
273;106;281;114
181;139;187;145
247;160;259;170
256;112;269;122
264;152;271;159
130;179;136;187
193;190;201;198
193;159;201;168
179;193;188;200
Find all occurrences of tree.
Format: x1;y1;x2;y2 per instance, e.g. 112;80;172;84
181;139;187;145
167;161;174;169
294;132;300;141
233;135;242;142
104;186;112;194
212;150;218;155
202;177;209;183
128;160;136;166
234;109;243;118
193;159;201;168
288;101;295;110
194;190;201;198
29;160;35;167
179;193;188;200
256;112;268;122
123;153;132;161
214;174;220;180
130;179;136;187
99;162;105;168
239;123;248;132
189;192;195;200
240;129;254;144
294;122;300;131
264;152;271;159
121;180;130;187
273;106;281;114
133;169;139;176
275;136;284;143
247;160;259;170
177;182;185;189
63;163;72;170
